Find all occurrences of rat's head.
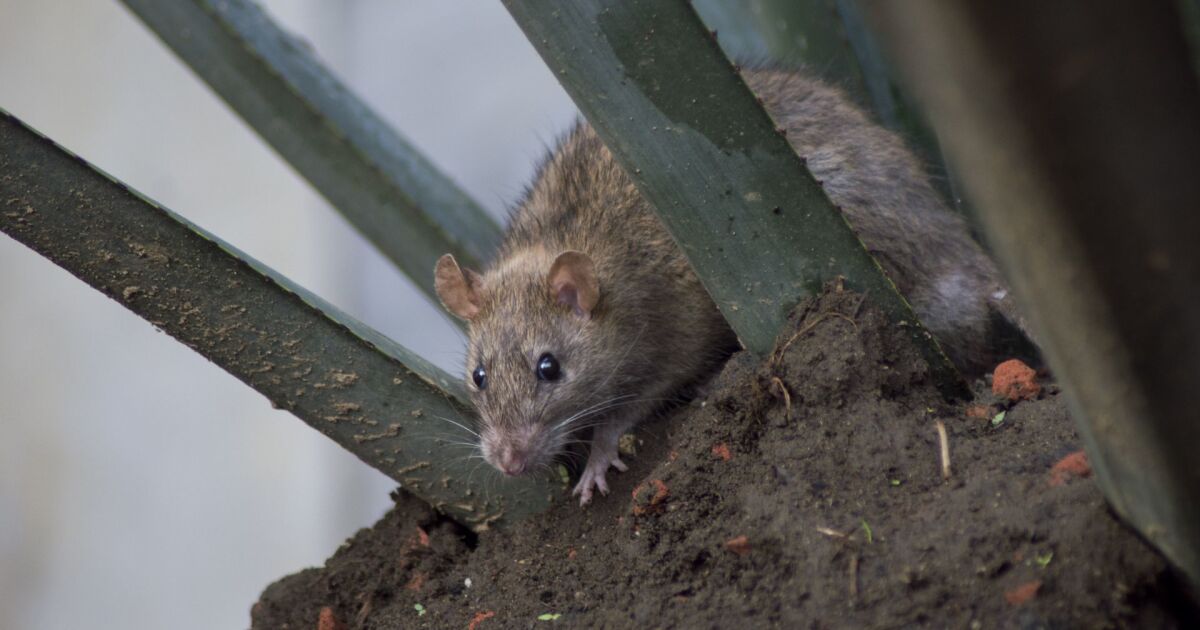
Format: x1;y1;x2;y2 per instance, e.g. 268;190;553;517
435;248;609;477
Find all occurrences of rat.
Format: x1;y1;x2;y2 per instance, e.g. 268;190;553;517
434;68;1033;505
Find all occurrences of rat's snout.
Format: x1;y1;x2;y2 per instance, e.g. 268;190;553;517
483;425;548;477
496;447;528;477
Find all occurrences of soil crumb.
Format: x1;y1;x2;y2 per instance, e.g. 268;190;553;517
253;287;1196;629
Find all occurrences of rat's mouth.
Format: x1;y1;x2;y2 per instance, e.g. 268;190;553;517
489;445;534;477
482;423;561;477
497;457;527;477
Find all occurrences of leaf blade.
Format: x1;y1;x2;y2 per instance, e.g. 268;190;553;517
119;0;502;299
502;0;965;397
0;109;555;529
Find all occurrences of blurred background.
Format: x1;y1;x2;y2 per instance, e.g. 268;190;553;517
0;1;576;628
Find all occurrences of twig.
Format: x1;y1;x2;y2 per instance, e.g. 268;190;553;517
816;526;849;539
935;420;951;480
769;376;792;418
775;312;860;362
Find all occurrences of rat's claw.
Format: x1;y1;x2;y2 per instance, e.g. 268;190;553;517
572;452;625;506
572;467;609;506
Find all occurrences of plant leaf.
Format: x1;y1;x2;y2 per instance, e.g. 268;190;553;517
0;110;556;530
119;0;502;303
869;0;1200;585
502;0;966;398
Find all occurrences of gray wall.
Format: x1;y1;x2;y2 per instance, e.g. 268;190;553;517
0;1;576;628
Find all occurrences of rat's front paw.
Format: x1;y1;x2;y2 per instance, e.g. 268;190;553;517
571;451;628;506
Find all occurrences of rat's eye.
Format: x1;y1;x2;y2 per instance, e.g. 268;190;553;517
472;365;487;390
536;353;562;381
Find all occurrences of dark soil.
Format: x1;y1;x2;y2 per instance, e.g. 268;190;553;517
252;288;1196;629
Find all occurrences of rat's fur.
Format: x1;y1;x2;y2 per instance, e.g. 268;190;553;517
436;69;1031;504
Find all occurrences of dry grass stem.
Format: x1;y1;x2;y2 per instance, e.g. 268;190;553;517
776;312;860;361
769;376;792;417
816;526;849;539
936;420;951;480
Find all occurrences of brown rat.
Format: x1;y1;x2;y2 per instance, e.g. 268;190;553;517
435;68;1033;505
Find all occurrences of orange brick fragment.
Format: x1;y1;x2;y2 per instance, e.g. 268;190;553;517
992;359;1041;401
711;442;732;461
317;607;347;630
405;526;431;553
1005;580;1042;605
567;547;577;559
965;404;991;419
468;610;496;630
1049;450;1091;487
631;479;670;515
724;535;752;556
404;572;427;592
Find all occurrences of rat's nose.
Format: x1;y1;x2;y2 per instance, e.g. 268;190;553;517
498;450;527;476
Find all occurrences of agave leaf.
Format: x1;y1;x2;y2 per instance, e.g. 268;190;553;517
0;110;555;529
870;0;1200;585
502;0;965;398
119;0;502;302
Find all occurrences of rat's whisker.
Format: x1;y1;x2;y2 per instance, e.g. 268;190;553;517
437;440;483;450
551;396;674;435
548;393;638;432
430;414;482;439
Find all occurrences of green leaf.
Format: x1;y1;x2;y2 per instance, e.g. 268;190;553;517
502;0;966;398
860;519;874;544
869;0;1200;585
991;411;1007;427
538;613;562;621
1035;552;1053;568
557;464;571;486
0;110;556;530
414;603;426;616
119;0;502;304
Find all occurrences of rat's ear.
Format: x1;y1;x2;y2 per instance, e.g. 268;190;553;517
435;254;484;320
548;250;598;319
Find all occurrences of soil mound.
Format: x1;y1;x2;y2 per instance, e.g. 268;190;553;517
253;287;1194;629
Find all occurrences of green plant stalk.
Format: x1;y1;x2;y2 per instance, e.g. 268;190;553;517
502;0;965;398
0;110;556;530
870;0;1200;585
119;0;502;302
